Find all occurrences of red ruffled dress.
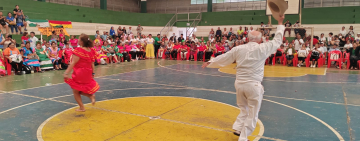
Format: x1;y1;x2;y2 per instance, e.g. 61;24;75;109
65;47;100;94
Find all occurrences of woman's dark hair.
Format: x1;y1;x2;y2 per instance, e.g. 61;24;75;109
117;41;121;45
329;32;333;36
51;41;56;45
79;34;93;48
8;43;13;47
7;12;11;15
103;41;108;45
23;32;28;36
25;42;30;45
52;31;56;34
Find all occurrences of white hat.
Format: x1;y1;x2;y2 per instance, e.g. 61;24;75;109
268;0;288;21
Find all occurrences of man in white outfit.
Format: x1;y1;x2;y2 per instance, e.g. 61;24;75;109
202;15;285;141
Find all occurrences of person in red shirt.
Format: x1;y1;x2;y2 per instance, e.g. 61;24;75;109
21;32;29;44
171;41;180;59
180;41;189;60
197;41;206;61
215;41;225;57
313;36;319;46
189;41;197;61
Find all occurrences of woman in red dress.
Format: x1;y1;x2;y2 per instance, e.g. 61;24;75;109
63;34;99;112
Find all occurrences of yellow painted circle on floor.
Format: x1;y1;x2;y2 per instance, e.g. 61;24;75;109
219;63;326;77
40;96;263;141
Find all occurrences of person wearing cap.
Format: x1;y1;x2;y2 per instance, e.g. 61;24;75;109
340;26;347;37
202;14;285;141
355;33;360;43
136;24;143;35
145;34;155;59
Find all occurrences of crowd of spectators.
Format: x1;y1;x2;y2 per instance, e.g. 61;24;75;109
0;15;359;76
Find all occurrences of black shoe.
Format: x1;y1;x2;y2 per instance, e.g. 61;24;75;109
233;132;240;136
16;72;23;75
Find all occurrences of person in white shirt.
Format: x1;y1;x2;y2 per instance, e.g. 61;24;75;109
319;42;327;54
344;40;353;49
191;34;199;43
283;40;289;49
294;34;304;50
209;36;215;43
202;15;285;141
340;26;347;36
248;26;254;33
327;32;333;46
355;33;360;43
29;32;38;48
297;44;309;67
128;27;133;35
319;33;326;43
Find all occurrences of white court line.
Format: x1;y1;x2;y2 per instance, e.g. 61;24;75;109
263;99;345;141
0;100;46;115
96;78;345;141
264;95;360;107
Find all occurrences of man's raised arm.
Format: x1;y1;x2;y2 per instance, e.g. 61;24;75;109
262;15;285;57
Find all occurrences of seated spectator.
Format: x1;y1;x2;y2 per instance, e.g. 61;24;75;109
215;41;225;57
228;27;233;38
340;26;347;36
157;42;165;59
171;41;180;59
14;10;27;34
114;41;123;61
346;43;359;70
237;26;244;36
348;26;355;37
48;41;62;70
180;41;188;60
355;33;360;43
123;41;131;62
285;43;296;67
205;41;214;61
297;44;309;67
62;43;73;65
129;41;139;61
326;32;334;47
344;40;353;49
0;12;9;34
95;30;100;38
284;20;292;37
189;41;197;61
165;41;173;59
6;12;18;34
319;42;327;55
216;27;222;37
338;34;346;47
102;41;115;63
35;42;53;70
42;40;49;50
283;40;289;49
345;33;354;43
58;38;65;49
319;33;326;43
223;28;228;37
191;34;198;43
197;41;206;61
21;32;29;44
310;44;322;68
59;29;66;42
209;28;214;40
21;42;41;72
69;35;78;48
4;43;23;75
224;40;230;52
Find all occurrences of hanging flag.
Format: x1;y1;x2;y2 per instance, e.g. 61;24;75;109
27;19;49;27
48;20;72;28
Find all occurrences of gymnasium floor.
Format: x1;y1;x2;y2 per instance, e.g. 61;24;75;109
0;59;358;141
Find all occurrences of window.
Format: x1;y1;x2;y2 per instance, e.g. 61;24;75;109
191;0;207;4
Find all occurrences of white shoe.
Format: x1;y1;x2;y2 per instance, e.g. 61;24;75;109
311;65;314;68
298;64;301;67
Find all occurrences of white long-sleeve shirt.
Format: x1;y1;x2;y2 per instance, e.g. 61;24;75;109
207;25;285;83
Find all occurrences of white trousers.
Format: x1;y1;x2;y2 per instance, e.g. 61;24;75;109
232;81;264;141
181;52;187;59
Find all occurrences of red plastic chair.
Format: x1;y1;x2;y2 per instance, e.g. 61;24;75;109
343;52;350;69
358;60;360;69
328;51;343;69
293;54;298;67
3;52;12;75
272;53;284;66
282;54;296;67
187;50;198;61
305;53;312;67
